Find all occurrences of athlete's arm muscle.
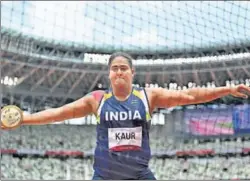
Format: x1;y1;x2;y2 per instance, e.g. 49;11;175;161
147;84;250;110
146;88;195;111
22;90;105;125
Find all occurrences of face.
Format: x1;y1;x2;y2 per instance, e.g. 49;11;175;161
109;56;134;89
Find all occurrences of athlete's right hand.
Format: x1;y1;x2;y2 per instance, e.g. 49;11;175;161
1;105;23;130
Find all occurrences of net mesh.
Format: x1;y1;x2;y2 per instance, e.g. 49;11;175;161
1;1;250;180
2;1;250;54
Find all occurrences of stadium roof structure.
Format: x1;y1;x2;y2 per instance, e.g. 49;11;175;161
1;31;250;110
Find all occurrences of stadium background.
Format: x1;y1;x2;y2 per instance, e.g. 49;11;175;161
1;1;250;180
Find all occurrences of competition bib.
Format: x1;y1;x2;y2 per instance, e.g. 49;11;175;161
108;127;142;151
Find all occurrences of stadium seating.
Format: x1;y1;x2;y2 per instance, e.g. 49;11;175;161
1;155;250;180
2;125;250;152
1;124;250;179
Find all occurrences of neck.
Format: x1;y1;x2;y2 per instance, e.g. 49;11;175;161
111;84;132;101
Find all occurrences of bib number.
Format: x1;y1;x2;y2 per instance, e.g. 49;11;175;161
108;127;142;151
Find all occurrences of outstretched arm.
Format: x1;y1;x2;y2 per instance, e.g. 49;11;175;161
21;90;104;125
148;84;250;110
181;84;249;104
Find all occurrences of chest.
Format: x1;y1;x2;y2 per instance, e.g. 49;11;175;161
100;98;146;122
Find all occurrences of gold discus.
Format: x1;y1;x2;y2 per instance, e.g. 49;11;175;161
1;105;23;128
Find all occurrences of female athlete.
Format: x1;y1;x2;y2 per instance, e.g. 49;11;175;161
1;52;250;180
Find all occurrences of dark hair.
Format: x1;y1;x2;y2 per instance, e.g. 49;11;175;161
108;52;133;69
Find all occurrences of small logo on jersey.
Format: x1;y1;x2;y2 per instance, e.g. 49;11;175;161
115;132;136;140
131;100;137;104
105;110;142;121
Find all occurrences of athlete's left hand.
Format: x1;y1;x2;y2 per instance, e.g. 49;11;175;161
230;84;250;99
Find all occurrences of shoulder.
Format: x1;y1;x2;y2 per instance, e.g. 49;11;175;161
84;90;106;115
91;90;106;101
87;90;106;103
132;87;157;99
144;87;156;100
144;87;163;97
138;87;156;113
144;87;166;112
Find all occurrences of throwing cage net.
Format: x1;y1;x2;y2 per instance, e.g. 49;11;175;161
1;1;250;180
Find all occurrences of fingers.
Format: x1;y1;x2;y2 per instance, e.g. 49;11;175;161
1;125;7;130
238;84;250;97
242;85;250;93
233;92;248;99
1;123;11;130
239;84;250;91
1;125;13;130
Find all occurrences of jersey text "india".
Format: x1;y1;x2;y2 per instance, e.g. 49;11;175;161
105;110;142;121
